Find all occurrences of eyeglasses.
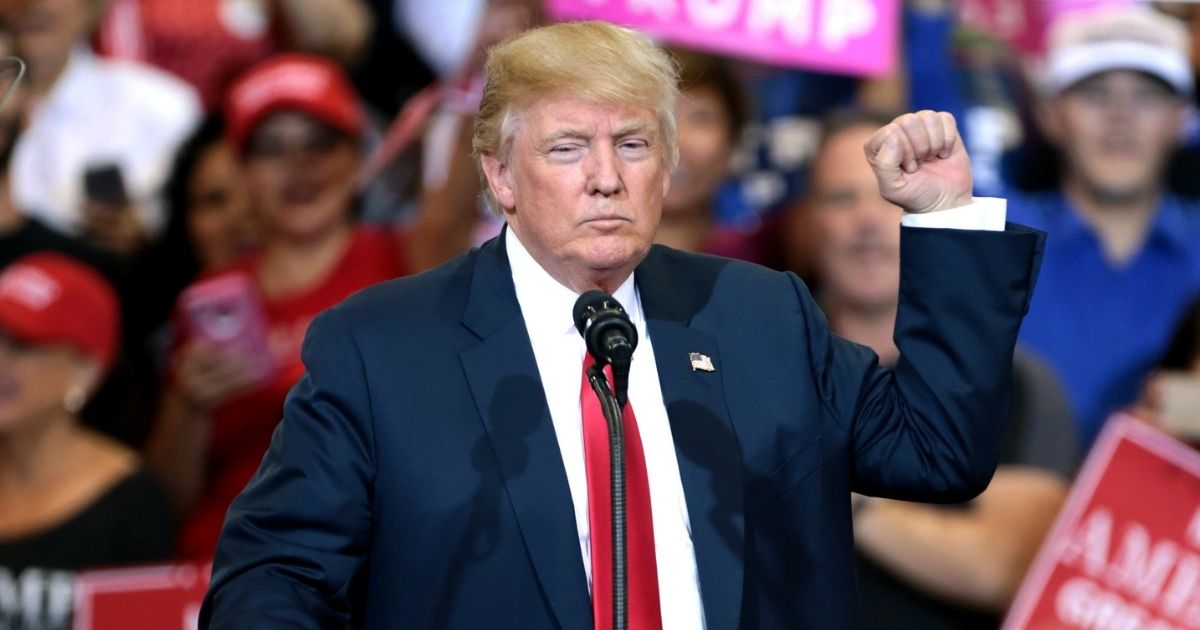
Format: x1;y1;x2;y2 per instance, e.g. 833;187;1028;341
244;129;345;161
0;330;37;356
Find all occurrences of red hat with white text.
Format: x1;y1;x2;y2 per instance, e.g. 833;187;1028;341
0;253;120;369
225;53;365;151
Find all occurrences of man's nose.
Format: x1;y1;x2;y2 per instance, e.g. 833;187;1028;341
586;143;623;196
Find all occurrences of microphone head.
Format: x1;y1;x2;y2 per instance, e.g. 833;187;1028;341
573;290;612;336
572;290;638;363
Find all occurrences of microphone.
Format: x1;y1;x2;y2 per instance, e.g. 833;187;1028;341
573;290;637;407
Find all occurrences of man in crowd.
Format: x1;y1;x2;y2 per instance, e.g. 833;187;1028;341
201;21;1042;629
800;109;1075;626
1010;6;1200;448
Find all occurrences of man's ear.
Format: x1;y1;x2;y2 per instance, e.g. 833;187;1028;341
480;151;516;211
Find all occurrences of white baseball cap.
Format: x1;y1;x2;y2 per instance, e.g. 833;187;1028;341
1043;6;1194;96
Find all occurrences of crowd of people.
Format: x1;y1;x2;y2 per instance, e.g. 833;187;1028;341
1;0;1199;628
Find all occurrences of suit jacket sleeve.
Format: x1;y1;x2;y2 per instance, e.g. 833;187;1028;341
806;224;1044;501
200;307;375;629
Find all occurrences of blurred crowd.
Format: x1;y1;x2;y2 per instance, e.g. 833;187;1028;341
2;0;1200;628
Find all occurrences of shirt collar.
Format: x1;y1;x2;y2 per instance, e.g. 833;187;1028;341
1145;195;1193;257
1051;189;1192;258
505;226;642;349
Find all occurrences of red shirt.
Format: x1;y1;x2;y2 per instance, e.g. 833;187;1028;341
95;0;278;109
176;228;407;559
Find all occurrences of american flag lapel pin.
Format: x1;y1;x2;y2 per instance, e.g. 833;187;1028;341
689;352;715;372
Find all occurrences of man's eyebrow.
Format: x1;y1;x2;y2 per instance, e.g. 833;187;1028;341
613;121;655;138
539;127;592;144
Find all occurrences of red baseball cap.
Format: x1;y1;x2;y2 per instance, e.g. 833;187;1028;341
0;253;120;369
225;53;365;152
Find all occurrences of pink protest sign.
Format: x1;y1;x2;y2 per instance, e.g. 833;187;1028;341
1003;416;1200;630
545;0;900;77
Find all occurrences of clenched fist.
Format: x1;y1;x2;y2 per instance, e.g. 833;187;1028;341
865;111;973;215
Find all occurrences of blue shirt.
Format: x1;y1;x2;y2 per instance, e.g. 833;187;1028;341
1008;191;1200;449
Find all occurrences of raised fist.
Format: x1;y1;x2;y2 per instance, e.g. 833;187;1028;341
864;111;973;214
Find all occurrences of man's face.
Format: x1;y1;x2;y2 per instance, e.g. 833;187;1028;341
664;84;734;217
809;124;902;312
1046;70;1185;203
0;0;91;67
482;95;670;292
243;111;360;243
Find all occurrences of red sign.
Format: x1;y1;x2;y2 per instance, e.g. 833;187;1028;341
957;0;1048;55
1004;416;1200;629
73;563;210;630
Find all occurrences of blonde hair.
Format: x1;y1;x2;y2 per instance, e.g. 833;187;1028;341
472;21;680;214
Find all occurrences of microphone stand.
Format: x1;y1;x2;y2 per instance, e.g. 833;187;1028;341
586;363;627;630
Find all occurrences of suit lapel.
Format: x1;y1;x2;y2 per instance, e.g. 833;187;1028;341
459;232;593;630
638;250;745;630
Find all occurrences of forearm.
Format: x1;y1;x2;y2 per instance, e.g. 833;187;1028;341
407;113;482;271
854;467;1068;609
144;389;212;515
276;0;373;64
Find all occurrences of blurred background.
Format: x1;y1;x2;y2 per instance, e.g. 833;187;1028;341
2;0;1200;628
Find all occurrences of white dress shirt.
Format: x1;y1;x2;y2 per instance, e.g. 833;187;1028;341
503;198;1005;627
12;48;201;237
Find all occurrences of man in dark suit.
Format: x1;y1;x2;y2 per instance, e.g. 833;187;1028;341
200;21;1044;629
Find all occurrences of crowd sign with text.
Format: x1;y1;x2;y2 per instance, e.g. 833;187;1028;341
1004;416;1200;630
73;563;210;630
545;0;900;76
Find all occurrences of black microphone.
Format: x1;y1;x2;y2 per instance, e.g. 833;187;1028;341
573;290;638;407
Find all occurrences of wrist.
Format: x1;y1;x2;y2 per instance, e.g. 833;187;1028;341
167;387;214;419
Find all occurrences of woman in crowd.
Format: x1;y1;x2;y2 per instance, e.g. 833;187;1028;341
653;48;759;261
132;116;259;361
0;253;173;630
145;54;410;560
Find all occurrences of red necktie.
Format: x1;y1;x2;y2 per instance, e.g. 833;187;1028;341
580;354;663;630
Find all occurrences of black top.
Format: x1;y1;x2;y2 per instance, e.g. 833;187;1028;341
854;349;1079;628
0;468;174;630
0;219;116;276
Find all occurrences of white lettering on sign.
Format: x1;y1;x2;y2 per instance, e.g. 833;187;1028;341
746;0;813;46
1055;576;1179;630
1058;508;1200;626
1106;522;1179;605
629;0;677;19
1061;508;1114;578
1188;505;1200;549
684;0;741;30
1160;554;1200;621
820;0;877;50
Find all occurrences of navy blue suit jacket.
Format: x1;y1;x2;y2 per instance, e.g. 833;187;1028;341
201;225;1043;629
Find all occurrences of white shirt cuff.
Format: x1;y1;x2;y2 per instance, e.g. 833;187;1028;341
900;197;1007;231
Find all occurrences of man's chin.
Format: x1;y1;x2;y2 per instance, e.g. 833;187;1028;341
581;238;648;270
